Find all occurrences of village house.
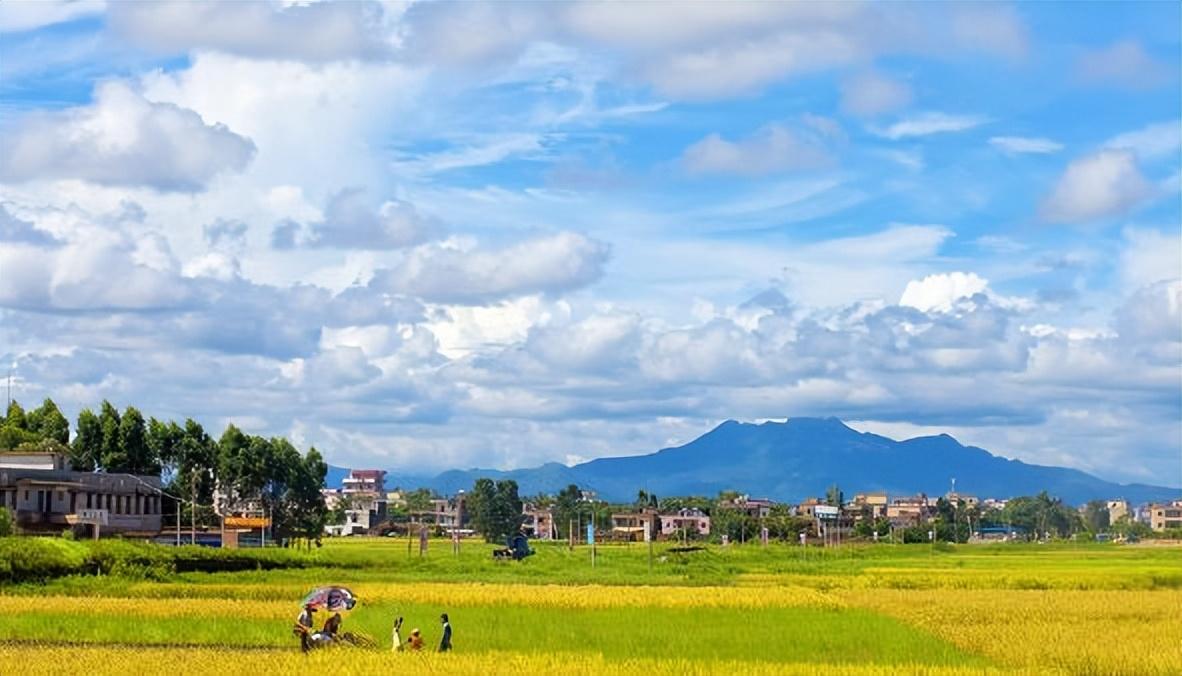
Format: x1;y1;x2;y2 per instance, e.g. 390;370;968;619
0;451;163;536
1148;501;1182;531
610;508;660;540
660;508;711;537
522;504;555;540
719;495;776;518
850;492;889;520
886;494;933;528
1106;499;1131;523
324;469;387;535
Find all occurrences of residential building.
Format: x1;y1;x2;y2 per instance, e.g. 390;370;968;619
610;509;659;540
719;495;775;518
0;451;163;536
334;469;387;535
886;494;932;528
850;492;889;520
1106;499;1130;523
660;508;711;537
944;492;979;508
1148;501;1182;531
522;504;555;540
414;494;466;531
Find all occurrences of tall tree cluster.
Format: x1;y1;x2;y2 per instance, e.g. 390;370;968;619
1;397;329;543
468;478;524;543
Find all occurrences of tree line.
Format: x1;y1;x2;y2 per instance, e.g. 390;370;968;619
1;398;328;544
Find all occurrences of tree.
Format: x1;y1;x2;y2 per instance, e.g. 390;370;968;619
468;478;496;541
27;398;69;445
147;418;184;474
119;406;157;475
0;401;39;451
1083;500;1110;533
0;506;14;536
491;479;524;543
287;446;329;545
404;488;433;514
825;484;844;507
553;484;582;540
4;401;27;430
98;400;124;471
71;408;102;471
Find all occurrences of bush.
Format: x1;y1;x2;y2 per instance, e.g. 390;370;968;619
0;507;15;537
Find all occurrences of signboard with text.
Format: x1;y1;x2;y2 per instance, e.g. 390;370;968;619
224;516;270;528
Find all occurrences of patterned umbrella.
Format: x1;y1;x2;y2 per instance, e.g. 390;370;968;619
300;586;357;612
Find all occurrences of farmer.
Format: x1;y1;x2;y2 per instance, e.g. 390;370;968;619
322;612;342;639
294;603;317;653
438;613;452;652
391;616;404;651
408;628;424;651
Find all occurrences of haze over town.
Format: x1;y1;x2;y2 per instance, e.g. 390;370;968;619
0;1;1179;487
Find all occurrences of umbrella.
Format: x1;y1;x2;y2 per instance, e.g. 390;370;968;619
301;586;357;612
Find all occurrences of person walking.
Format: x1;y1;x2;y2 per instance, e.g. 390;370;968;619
438;613;452;652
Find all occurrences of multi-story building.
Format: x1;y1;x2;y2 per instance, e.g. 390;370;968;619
332;469;387;535
522;504;555;540
1148;501;1182;531
610;508;660;540
424;494;466;532
1106;499;1131;523
850;492;889;520
0;451;163;536
719;495;775;519
886;494;932;528
660;508;711;537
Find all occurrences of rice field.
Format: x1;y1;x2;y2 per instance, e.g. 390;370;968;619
1;539;1179;675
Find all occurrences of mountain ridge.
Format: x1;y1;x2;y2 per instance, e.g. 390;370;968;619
328;417;1180;504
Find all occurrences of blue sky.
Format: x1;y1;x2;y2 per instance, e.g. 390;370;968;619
0;1;1179;487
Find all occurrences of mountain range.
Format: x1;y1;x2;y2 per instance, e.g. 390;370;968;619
327;417;1180;505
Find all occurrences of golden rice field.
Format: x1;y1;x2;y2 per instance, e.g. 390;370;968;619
1;540;1180;675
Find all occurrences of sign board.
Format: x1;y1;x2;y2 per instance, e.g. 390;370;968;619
78;509;108;526
643;522;651;543
224;516;270;528
760;527;769;546
586;522;595;546
419;526;429;555
814;505;840;519
720;534;729;547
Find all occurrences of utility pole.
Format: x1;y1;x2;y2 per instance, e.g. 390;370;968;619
190;472;197;546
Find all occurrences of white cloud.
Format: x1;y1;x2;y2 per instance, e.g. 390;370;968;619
681;124;832;176
0;81;255;191
950;5;1028;60
108;1;395;62
1103;121;1182;161
840;71;912;117
0;0;104;33
1119;228;1182;293
371;232;610;305
1076;40;1173;90
874;112;988;140
989;136;1063;155
1040;150;1152;223
274;189;438;251
899;272;990;313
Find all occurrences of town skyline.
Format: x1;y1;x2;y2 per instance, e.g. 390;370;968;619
1;2;1180;485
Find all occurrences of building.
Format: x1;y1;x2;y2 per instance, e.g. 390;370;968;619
331;469;387;535
944;491;979;508
422;494;466;532
522;504;555;540
0;451;163;536
1107;499;1131;523
660;508;711;537
886;494;932;528
719;495;775;519
850;492;889;520
1148;501;1182;531
610;509;659;540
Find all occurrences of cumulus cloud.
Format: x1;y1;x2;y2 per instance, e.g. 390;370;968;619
1040;150;1152;223
840;71;912;117
1103;121;1182;161
899;272;990;313
681;124;832;176
1119;228;1182;293
203;219;248;250
0;81;255;191
371;232;610;305
989;136;1063;155
1076;40;1173;90
108;0;393;62
272;189;438;250
874;112;988;140
0;205;60;246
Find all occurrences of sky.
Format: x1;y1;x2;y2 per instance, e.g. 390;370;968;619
0;1;1179;487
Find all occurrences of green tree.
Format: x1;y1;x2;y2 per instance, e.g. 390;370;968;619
825;484;844;507
491;479;524;543
147;418;184;474
553;484;582;540
468;478;496;541
119;406;157;475
71;408;101;471
98;400;124;471
287;446;329;545
1083;500;1110;533
27;398;69;445
0;506;14;536
404;488;434;514
4;401;27;430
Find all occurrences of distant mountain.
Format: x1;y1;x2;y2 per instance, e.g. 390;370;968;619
327;417;1180;505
